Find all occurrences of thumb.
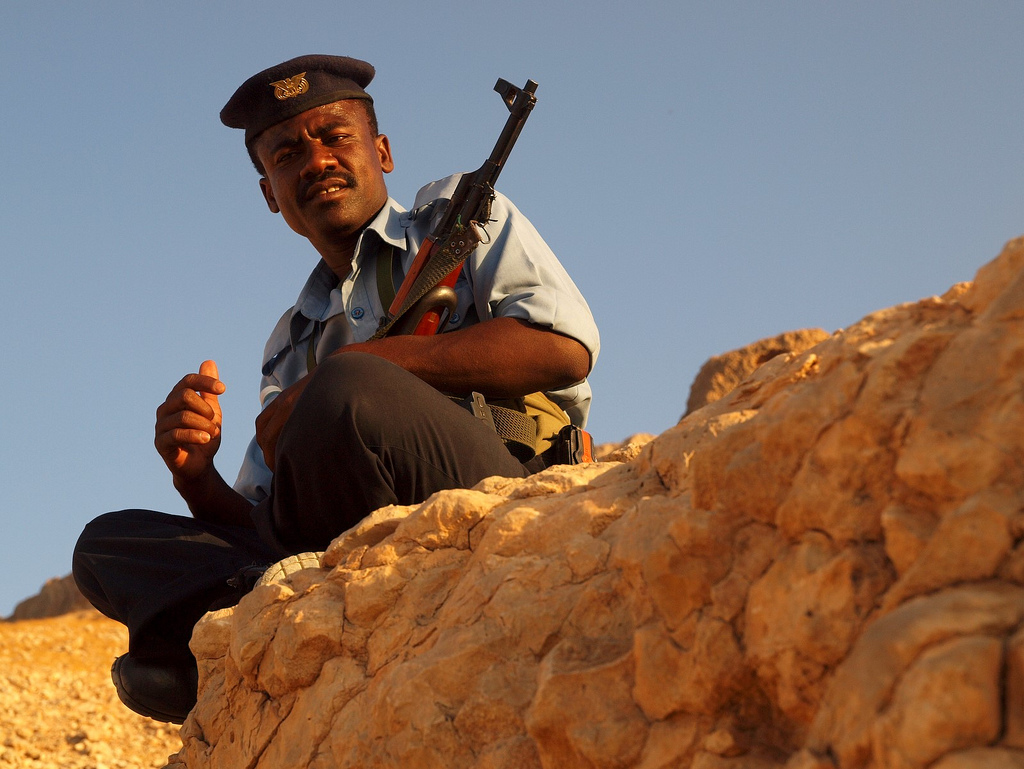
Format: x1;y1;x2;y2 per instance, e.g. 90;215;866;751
199;359;220;380
198;359;225;408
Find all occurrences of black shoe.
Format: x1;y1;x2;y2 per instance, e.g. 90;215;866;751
110;653;198;724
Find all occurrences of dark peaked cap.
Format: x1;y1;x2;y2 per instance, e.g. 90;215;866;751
220;54;375;147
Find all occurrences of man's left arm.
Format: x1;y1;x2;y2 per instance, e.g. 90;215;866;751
344;316;590;396
344;188;598;399
254;318;587;470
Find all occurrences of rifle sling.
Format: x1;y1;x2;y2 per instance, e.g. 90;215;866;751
306;243;398;374
375;242;398;311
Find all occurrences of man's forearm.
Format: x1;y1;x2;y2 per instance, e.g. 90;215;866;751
341;317;591;397
173;469;255;528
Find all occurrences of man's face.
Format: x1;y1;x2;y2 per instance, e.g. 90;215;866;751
254;100;394;251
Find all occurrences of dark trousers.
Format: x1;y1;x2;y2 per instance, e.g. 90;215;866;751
73;353;530;661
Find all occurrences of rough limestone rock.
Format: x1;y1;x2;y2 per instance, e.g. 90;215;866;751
172;238;1024;768
7;574;92;621
684;328;832;416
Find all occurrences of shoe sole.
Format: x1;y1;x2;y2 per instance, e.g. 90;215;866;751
255;551;325;588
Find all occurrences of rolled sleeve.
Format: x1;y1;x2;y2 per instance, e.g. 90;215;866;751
468;193;600;370
233;436;272;505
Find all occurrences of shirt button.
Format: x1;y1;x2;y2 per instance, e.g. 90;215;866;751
351;307;365;320
450;312;461;325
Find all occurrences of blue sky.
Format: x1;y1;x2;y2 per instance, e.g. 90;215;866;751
2;1;1022;615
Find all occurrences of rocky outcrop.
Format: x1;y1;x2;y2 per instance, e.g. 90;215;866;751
6;574;92;621
684;328;831;416
171;238;1024;768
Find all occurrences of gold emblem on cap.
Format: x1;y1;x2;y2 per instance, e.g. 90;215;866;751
270;72;309;100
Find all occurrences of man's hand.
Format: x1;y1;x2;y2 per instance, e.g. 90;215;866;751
255;374;312;472
154;360;226;483
151;360;255;527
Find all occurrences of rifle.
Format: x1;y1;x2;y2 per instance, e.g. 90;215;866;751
371;77;538;339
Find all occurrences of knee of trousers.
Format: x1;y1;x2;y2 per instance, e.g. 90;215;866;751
72;509;197;588
74;510;137;567
74;510;164;555
72;510;143;611
277;353;422;456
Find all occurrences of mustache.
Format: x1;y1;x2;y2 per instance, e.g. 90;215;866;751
301;171;357;200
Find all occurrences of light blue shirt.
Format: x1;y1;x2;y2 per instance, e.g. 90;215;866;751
233;175;599;504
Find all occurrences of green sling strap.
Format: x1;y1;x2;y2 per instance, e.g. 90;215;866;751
306;243;398;374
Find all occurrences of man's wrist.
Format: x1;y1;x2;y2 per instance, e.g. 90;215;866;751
172;468;219;502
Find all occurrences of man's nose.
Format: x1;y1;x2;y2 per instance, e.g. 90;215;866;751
301;142;337;177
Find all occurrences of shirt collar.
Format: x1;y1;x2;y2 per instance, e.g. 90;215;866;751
287;196;409;339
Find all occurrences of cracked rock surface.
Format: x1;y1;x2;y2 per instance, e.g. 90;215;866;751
167;238;1024;768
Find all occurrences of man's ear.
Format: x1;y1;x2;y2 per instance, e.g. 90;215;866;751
258;177;280;214
375;133;395;174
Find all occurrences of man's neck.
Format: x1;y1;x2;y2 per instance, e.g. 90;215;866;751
321;247;355;282
313;200;388;281
309;231;359;282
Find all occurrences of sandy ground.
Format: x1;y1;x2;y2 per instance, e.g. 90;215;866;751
0;611;182;768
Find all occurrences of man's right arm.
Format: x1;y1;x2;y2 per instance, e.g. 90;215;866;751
154;359;254;527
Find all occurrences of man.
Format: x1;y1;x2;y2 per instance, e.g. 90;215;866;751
73;55;599;724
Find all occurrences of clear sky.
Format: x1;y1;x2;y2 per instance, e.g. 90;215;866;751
2;1;1022;615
